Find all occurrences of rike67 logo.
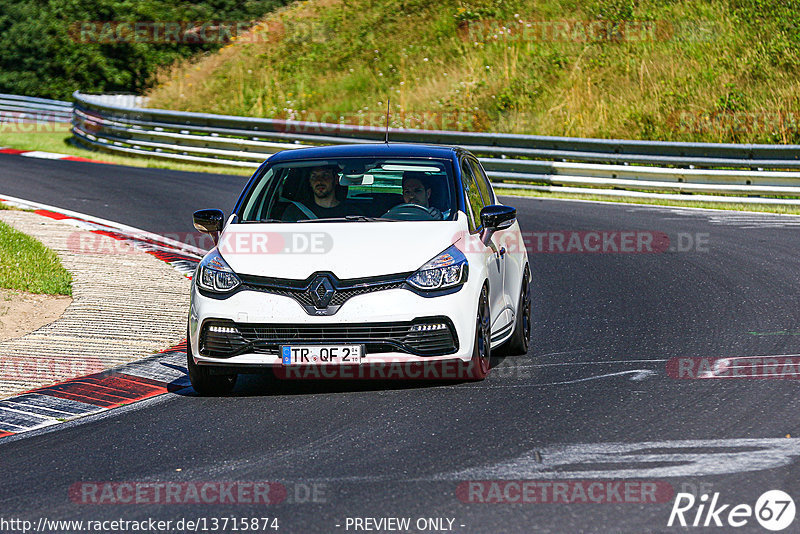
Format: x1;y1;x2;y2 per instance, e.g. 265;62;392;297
668;490;795;531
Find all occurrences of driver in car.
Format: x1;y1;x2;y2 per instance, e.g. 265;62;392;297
282;165;358;221
401;172;443;220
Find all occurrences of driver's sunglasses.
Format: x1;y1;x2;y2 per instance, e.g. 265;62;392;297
310;170;334;180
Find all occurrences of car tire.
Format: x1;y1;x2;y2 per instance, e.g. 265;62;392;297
186;330;238;396
466;284;491;380
504;270;531;356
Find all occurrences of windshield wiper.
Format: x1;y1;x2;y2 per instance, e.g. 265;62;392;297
296;216;393;223
344;215;393;222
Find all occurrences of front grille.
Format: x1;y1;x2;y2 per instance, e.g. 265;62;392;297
239;272;411;315
200;319;458;358
261;282;405;308
329;283;405;306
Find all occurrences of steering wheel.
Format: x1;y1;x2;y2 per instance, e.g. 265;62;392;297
381;203;436;221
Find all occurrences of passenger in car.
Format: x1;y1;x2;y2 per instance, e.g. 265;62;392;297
281;165;359;221
401;172;443;220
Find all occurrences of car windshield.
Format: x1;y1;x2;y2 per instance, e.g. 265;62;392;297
237;157;457;222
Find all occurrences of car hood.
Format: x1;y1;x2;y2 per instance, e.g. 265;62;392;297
217;218;466;280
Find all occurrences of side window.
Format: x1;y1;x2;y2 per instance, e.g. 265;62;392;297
469;158;494;205
240;170;273;221
460;159;484;232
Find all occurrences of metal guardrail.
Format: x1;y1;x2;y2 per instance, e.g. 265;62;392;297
9;92;800;204
70;90;800;203
72;91;800;168
0;93;72;122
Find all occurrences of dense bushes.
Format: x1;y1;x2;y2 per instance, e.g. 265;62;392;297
0;0;289;99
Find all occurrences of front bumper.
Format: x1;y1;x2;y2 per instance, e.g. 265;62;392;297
200;317;459;359
189;282;479;369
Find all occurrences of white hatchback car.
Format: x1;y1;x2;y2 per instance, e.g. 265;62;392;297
188;143;530;394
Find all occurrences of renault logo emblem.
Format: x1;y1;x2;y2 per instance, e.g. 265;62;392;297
309;276;335;308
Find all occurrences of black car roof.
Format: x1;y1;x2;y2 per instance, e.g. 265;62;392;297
265;143;463;163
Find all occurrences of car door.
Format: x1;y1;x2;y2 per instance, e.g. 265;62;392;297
468;157;521;322
459;157;510;339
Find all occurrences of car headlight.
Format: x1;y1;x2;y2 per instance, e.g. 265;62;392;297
407;245;468;290
196;249;241;293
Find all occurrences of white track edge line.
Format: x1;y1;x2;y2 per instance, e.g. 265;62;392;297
0;192;207;257
498;192;800;217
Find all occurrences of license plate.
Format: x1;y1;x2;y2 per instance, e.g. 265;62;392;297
281;345;363;365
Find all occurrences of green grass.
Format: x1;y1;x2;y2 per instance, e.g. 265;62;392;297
145;0;800;144
498;188;800;214
0;221;72;296
0;126;253;177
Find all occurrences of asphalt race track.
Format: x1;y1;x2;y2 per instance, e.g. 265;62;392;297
0;154;245;237
1;153;800;532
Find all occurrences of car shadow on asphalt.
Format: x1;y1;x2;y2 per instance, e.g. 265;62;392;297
166;355;510;397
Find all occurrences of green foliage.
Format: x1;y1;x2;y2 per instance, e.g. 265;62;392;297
454;6;497;23
0;0;290;99
730;0;800;70
495;89;515;111
587;0;638;21
0;221;71;296
715;83;748;112
626;110;658;138
143;0;800;144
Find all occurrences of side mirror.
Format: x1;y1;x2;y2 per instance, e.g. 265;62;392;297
480;205;516;245
193;209;224;244
480;205;516;230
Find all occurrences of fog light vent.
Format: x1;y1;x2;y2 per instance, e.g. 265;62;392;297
410;323;448;332
208;325;238;334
